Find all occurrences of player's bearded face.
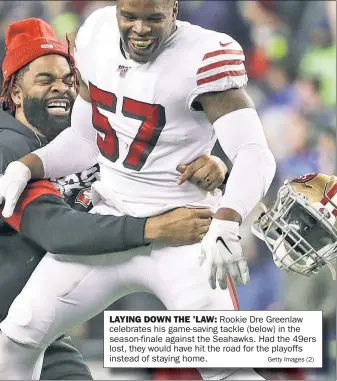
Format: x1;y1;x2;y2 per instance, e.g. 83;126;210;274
16;55;77;142
22;91;75;142
117;0;178;62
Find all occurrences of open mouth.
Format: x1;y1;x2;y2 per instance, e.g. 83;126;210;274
129;38;156;53
46;99;71;115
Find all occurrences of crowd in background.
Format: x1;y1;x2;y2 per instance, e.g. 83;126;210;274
0;1;336;380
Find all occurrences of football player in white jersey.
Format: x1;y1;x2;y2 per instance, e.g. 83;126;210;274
0;1;276;379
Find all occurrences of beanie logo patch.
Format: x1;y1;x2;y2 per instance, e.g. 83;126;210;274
41;44;54;49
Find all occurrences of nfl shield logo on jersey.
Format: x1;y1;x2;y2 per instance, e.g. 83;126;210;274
117;65;130;78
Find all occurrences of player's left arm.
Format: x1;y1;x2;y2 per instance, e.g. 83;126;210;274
198;87;276;222
187;34;276;289
196;88;276;289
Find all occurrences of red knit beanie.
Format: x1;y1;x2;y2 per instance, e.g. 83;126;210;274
2;18;74;85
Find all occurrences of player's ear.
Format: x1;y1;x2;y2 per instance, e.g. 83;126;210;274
11;84;23;108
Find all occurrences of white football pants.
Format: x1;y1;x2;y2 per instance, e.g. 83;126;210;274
0;201;263;380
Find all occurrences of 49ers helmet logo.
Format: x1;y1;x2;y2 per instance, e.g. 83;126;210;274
292;173;318;183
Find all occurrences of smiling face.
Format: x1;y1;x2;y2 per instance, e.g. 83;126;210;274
117;0;178;63
11;54;77;141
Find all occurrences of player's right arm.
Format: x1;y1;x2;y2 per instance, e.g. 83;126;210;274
0;141;142;253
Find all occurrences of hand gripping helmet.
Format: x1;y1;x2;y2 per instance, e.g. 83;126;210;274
252;173;337;277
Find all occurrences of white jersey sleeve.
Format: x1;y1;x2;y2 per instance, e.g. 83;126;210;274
186;33;248;110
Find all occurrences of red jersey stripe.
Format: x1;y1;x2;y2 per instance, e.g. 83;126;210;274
197;68;246;86
2;180;61;232
327;183;337;199
203;49;243;60
197;59;243;74
321;183;337;206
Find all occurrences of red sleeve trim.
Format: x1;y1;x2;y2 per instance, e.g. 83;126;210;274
197;68;247;86
2;180;61;232
203;49;243;60
197;59;243;75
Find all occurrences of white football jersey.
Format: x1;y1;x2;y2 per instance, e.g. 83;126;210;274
74;6;247;214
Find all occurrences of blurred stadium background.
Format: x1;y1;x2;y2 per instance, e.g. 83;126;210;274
0;1;335;380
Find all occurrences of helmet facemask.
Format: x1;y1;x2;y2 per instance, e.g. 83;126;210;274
252;180;337;277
